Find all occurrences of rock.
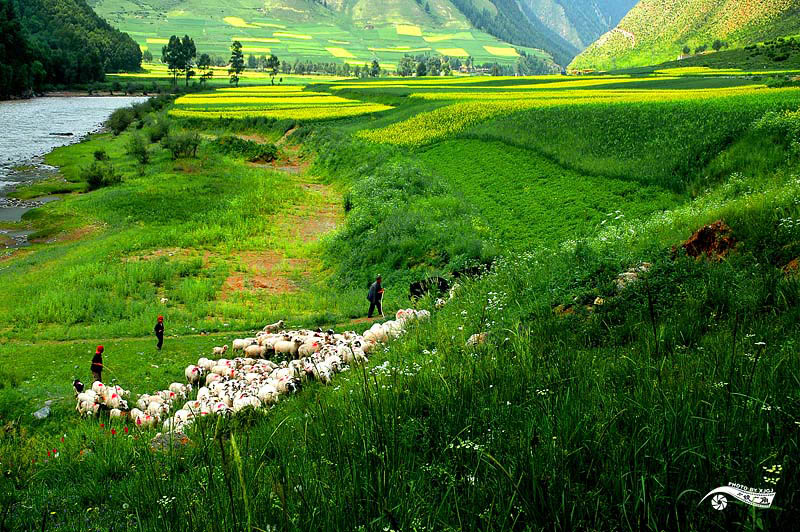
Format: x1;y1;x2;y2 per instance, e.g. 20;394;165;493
150;431;192;452
615;263;651;292
49;132;73;137
466;332;488;346
681;220;736;260
32;406;50;419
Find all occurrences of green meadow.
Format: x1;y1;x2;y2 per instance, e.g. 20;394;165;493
1;71;800;530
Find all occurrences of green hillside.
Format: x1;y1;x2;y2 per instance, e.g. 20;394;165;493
88;0;637;69
570;0;800;71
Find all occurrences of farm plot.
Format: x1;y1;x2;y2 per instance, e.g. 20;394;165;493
170;85;394;121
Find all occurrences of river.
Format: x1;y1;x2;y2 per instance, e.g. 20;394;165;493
0;96;146;244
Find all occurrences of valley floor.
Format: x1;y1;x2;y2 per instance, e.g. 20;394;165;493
1;72;799;531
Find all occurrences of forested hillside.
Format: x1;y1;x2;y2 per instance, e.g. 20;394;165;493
571;0;800;71
0;0;141;98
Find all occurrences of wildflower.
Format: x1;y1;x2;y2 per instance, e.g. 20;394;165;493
111;429;117;436
60;436;65;443
100;423;105;428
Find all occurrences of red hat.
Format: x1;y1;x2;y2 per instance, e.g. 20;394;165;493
96;345;104;353
158;315;164;321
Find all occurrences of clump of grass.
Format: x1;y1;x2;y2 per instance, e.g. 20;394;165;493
211;135;278;162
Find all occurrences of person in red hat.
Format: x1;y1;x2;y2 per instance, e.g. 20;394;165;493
91;345;104;382
155;315;165;351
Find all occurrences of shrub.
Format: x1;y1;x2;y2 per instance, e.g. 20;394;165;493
145;113;171;143
107;107;136;136
210;135;278;162
161;131;201;160
84;161;122;190
93;149;108;161
125;134;150;165
753;109;800;145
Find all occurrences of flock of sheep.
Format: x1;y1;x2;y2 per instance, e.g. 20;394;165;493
75;310;431;434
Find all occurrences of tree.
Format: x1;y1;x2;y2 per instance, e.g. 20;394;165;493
266;54;280;84
682;45;691;55
712;39;726;52
416;60;427;77
229;41;244;87
142;50;153;63
247;54;257;69
398;55;414;77
370;59;380;78
162;36;183;86
180;35;196;87
197;53;213;86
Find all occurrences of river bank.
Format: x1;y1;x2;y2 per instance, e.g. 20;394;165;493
0;96;147;235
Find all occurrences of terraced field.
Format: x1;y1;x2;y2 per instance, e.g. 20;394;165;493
91;0;553;70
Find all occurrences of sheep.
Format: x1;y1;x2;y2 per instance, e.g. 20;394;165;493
76;391;97;405
109;408;123;419
244;344;267;358
197;357;215;371
232;395;261;413
206;373;222;386
298;341;322;358
169;382;191;397
92;381;106;395
105;392;122;410
274;338;303;358
262;320;285;333
257;383;279;405
212;345;229;356
232;338;256;351
185;365;203;384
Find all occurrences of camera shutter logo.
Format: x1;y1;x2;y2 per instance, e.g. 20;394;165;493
699;484;776;511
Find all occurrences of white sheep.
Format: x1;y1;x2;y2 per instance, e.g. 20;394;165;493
185;365;203;384
212;345;229;356
244;344;267;358
262;320;285;333
274;338;303;358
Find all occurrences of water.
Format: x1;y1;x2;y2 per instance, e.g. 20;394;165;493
0;96;146;244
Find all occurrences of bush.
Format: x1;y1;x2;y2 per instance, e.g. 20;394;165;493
84;161;122;190
210;135;278;162
145;113;171;143
107;107;136;136
753;109;800;145
93;149;108;161
161;131;201;160
125;134;150;165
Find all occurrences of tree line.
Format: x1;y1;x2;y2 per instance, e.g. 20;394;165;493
0;0;142;99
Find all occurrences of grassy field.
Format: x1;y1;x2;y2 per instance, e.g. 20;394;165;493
90;0;552;70
2;71;800;530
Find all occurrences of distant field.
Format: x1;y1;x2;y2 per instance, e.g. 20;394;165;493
108;64;349;88
92;0;552;69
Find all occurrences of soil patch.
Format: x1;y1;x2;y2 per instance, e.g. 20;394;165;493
784;257;799;276
681;220;736;260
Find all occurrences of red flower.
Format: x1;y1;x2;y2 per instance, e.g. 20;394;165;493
100;423;105;428
60;437;65;443
124;426;129;434
53;449;57;454
47;451;51;457
111;429;117;436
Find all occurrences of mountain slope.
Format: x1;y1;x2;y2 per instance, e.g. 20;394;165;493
90;0;637;69
570;0;800;71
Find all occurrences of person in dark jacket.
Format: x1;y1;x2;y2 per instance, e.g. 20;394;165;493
155;315;165;350
367;275;385;318
91;345;104;382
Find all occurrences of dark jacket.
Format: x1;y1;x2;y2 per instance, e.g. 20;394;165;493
91;353;103;373
155;322;164;336
367;281;384;303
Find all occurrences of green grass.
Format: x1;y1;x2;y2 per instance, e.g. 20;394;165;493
3;74;800;530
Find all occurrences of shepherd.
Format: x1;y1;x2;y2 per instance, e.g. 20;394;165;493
155;315;165;351
367;275;385;319
91;345;104;382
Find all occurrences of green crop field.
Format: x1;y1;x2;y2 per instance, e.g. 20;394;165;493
2;70;800;530
90;0;552;70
